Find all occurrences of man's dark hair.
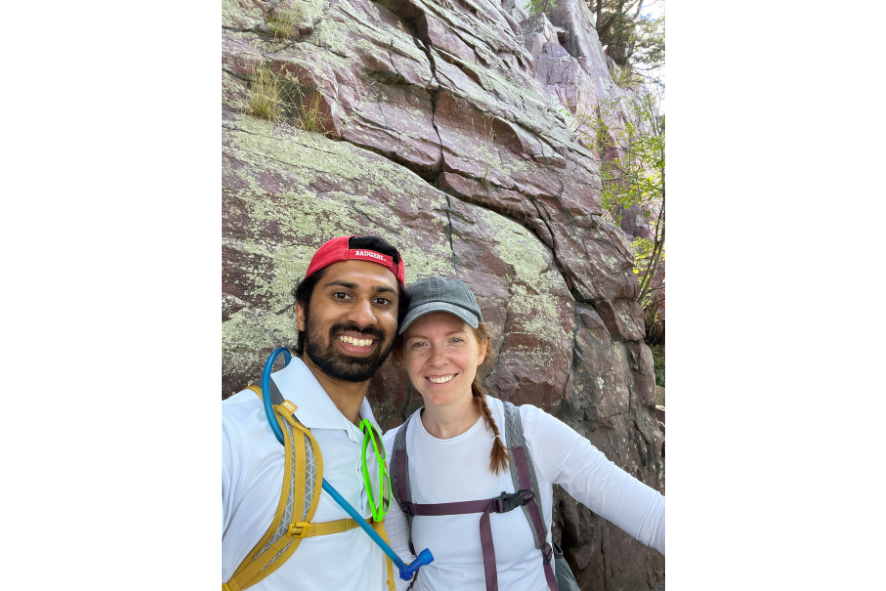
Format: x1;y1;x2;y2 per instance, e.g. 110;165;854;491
293;235;410;355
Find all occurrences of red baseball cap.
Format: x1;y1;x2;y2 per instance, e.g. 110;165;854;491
304;236;406;285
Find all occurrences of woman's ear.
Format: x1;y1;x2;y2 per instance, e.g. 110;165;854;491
477;338;488;366
391;337;405;368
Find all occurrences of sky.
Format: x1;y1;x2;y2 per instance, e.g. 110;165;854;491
639;0;666;112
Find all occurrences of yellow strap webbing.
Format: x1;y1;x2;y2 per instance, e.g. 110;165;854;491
372;520;397;591
225;385;393;591
224;388;323;591
288;518;361;538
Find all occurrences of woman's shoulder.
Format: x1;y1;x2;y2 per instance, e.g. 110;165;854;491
496;398;579;444
382;423;401;449
382;408;421;447
484;396;548;425
483;396;555;443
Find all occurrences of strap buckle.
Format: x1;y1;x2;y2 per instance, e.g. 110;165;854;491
492;489;534;514
289;522;311;538
542;542;554;564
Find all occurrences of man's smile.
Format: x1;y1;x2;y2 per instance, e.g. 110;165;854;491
337;333;377;351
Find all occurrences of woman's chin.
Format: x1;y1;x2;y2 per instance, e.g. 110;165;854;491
418;387;471;409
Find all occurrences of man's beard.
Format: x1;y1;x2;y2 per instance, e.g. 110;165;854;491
304;319;393;383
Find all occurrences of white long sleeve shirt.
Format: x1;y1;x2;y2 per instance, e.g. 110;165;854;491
382;396;665;591
222;357;390;591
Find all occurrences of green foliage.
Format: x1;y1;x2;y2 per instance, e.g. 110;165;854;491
242;66;333;136
528;0;557;16
574;90;665;312
587;1;664;90
632;12;665;69
609;63;643;91
589;1;664;68
267;2;302;39
245;67;283;121
600;111;664;224
293;92;331;134
631;235;663;284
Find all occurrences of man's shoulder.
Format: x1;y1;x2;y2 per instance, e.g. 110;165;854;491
222;389;267;433
223;388;261;411
222;388;284;469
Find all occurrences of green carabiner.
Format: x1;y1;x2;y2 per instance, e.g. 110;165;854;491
360;419;391;522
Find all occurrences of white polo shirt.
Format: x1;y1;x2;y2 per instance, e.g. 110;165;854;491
222;357;390;591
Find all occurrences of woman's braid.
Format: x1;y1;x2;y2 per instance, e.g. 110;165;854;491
471;323;509;475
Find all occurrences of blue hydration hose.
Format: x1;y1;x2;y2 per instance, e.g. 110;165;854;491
261;347;434;581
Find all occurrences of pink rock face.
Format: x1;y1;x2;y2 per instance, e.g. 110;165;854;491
596;299;646;342
222;0;664;586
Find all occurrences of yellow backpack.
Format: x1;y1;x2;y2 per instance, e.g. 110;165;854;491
223;382;395;591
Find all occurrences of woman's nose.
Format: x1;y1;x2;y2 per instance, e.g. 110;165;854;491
427;345;447;367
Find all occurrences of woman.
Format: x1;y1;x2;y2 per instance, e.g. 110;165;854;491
382;276;665;591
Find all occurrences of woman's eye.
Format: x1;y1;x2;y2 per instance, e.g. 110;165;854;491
411;341;427;348
450;338;464;343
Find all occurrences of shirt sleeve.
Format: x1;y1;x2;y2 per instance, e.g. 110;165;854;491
521;405;665;555
222;412;242;537
383;426;418;591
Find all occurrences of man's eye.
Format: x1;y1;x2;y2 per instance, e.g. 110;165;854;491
332;292;351;300
373;297;391;305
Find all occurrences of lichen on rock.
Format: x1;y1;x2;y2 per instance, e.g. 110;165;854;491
222;0;664;586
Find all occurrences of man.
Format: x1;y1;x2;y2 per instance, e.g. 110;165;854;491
222;235;409;591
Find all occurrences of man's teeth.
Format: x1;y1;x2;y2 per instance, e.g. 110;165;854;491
428;375;455;384
338;335;374;347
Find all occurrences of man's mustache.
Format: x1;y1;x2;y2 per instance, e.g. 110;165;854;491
328;322;386;344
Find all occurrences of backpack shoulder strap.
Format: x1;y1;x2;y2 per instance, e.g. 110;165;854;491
223;380;346;591
503;401;559;591
503;401;547;547
389;409;419;556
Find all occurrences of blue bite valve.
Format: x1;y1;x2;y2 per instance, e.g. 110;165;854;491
399;549;434;581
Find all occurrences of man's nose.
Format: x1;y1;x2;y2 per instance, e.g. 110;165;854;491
349;297;378;327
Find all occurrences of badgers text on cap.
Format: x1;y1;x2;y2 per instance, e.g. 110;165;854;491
354;250;386;261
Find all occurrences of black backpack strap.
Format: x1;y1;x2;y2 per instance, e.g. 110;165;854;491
247;376;285;407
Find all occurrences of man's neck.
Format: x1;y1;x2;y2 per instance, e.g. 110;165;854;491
301;354;368;426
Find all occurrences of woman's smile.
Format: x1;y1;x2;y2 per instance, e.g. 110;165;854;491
426;373;458;384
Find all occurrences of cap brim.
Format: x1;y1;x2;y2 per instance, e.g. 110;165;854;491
398;302;480;335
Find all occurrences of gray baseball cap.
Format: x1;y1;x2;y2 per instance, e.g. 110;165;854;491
398;276;484;335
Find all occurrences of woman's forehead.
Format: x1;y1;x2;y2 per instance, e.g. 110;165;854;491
404;311;470;337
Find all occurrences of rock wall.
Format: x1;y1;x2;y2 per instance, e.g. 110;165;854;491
222;0;664;588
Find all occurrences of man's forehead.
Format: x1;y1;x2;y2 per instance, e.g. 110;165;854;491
318;260;399;291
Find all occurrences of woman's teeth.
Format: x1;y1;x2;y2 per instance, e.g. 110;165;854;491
428;375;455;384
339;335;374;347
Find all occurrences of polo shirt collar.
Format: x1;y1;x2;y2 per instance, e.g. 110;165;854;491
270;356;381;434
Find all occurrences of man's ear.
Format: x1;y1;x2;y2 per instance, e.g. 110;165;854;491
296;302;306;332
